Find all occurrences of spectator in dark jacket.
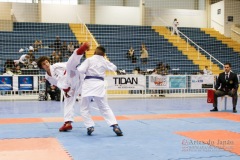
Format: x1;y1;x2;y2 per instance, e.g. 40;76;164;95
54;36;62;51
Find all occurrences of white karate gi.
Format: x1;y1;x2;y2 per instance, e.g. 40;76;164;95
77;55;118;128
45;49;83;122
172;20;179;35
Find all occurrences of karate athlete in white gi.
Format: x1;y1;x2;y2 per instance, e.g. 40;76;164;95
37;42;90;132
171;18;179;35
77;46;123;136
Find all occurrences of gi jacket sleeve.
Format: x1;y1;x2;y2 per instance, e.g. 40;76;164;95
77;59;89;94
54;62;67;69
105;60;117;71
45;74;57;86
77;59;89;74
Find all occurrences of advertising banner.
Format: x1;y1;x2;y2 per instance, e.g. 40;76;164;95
191;75;214;89
106;75;146;90
169;76;187;89
148;75;169;89
0;76;13;90
18;76;33;90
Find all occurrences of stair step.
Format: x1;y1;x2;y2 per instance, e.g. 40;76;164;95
153;26;223;75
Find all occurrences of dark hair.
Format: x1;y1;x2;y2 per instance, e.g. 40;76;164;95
37;56;50;69
96;46;106;53
224;62;231;67
95;46;106;56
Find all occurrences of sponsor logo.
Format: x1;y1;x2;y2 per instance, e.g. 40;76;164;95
1;78;7;84
152;77;167;86
192;79;203;83
113;77;138;85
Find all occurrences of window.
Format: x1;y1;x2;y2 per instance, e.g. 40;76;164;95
41;0;77;5
0;0;32;3
0;0;78;4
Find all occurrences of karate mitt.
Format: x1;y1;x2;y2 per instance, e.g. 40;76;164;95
77;42;90;55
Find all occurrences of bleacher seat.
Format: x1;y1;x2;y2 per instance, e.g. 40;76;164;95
87;24;200;74
0;22;78;74
179;27;240;74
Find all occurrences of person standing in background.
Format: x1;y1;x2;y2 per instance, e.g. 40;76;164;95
203;66;212;75
172;18;179;36
140;43;148;64
54;36;62;51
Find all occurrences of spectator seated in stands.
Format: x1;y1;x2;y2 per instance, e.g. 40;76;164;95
140;43;148;64
57;51;63;62
116;69;126;75
157;62;163;68
3;68;14;76
28;58;37;69
151;69;158;75
198;70;204;75
4;59;15;73
14;65;22;75
17;53;30;68
51;55;61;64
50;51;62;64
165;63;170;71
156;63;168;75
54;36;62;51
67;42;75;54
74;42;80;49
50;51;56;62
132;67;141;75
203;66;212;75
50;51;57;64
61;41;68;55
28;46;36;60
33;40;42;52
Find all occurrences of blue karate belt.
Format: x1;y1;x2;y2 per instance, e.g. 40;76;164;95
85;76;104;81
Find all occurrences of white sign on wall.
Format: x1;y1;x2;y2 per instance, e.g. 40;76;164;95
148;75;169;89
191;75;214;89
105;75;146;90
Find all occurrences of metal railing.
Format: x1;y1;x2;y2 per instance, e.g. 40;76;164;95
231;27;240;36
76;15;99;48
156;17;224;70
1;74;239;100
0;74;232;100
211;19;224;27
230;24;240;44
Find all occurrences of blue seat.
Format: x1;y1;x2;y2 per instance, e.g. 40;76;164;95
87;24;200;74
0;22;78;70
179;27;240;73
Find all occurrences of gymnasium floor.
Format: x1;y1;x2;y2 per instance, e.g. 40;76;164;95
0;98;239;160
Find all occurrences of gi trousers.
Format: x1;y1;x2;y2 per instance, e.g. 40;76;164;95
80;96;118;128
